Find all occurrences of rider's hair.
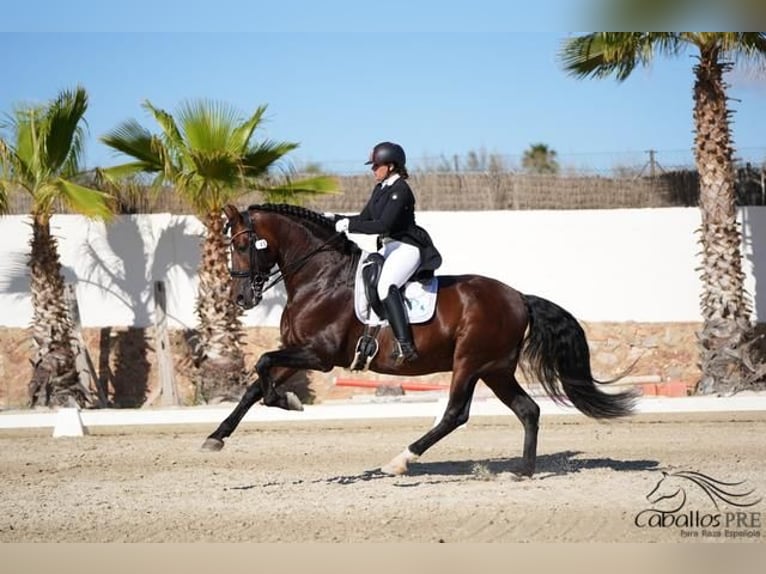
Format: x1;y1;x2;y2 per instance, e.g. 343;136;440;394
392;165;409;179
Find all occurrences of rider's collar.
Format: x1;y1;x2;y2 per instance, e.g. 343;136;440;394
381;173;401;188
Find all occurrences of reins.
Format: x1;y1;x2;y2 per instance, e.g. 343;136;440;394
254;231;345;295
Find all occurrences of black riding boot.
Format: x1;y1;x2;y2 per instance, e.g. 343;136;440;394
382;285;419;364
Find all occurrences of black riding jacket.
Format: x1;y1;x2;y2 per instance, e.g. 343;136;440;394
348;176;442;275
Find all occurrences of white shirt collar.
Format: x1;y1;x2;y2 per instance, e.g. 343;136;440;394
381;173;401;188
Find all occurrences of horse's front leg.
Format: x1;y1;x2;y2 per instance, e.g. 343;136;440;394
260;368;304;411
201;375;268;451
202;347;328;451
202;364;305;451
256;347;327;410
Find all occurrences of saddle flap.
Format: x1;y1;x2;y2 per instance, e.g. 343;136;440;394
361;253;385;318
354;251;438;326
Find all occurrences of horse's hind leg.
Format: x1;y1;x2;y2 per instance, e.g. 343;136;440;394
381;371;479;476
482;372;540;477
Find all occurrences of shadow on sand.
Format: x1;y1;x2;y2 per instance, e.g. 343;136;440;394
314;450;660;486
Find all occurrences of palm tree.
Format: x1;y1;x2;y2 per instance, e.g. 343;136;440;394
0;86;114;407
100;99;336;401
522;143;560;174
560;33;766;394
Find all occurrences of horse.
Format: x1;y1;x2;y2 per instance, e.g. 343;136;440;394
201;203;636;476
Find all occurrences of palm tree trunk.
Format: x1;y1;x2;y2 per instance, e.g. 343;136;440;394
693;48;757;393
27;214;93;407
193;212;246;402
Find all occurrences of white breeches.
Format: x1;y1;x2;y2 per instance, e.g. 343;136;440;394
377;241;421;300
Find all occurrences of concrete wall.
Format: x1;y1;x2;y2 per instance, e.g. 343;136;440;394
1;207;764;328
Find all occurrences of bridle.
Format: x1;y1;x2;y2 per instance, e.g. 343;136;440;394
225;209;342;306
226;209;271;306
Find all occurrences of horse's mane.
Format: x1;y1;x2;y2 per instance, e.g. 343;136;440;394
248;203;360;255
671;470;761;509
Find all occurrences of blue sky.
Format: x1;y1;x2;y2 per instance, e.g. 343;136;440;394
2;4;765;174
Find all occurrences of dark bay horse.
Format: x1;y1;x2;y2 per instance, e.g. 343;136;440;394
202;203;636;476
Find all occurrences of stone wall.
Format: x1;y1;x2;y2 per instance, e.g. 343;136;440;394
0;322;703;409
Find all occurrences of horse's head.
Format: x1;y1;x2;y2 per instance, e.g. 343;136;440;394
223;204;278;309
646;471;685;508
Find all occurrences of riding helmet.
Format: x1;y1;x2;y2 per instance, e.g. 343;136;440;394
365;142;406;168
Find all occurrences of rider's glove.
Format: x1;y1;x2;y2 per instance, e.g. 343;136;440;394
335;218;350;233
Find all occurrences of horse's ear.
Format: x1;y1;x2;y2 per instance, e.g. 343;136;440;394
223;204;240;222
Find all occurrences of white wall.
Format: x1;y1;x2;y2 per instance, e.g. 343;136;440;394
1;207;764;328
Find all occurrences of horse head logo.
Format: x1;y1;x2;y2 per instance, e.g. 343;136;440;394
646;470;761;513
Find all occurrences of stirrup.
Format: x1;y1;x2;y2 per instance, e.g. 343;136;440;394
351;327;381;371
392;340;419;364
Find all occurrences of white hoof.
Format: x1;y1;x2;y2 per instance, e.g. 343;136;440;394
380;448;419;476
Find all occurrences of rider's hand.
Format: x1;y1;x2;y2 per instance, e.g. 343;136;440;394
335;218;350;233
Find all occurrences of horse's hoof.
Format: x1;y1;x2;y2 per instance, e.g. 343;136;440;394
380;448;419;476
285;391;304;411
201;438;224;451
514;466;535;479
380;462;408;476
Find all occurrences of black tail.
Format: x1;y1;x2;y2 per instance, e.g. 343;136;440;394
521;294;636;419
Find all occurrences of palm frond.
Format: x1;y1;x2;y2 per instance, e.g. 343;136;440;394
12;106;43;185
229;105;267;154
188;149;240;183
254;174;339;204
0;138;32;190
242;140;300;178
44;86;88;175
53;178;114;220
96;162;157;184
718;33;766;64
142;100;185;154
561;33;685;82
177;99;243;152
100;119;164;169
60;123;86;180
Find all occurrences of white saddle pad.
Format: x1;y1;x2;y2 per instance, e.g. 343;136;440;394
354;251;438;326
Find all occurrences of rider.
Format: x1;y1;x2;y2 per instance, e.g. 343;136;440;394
332;142;442;364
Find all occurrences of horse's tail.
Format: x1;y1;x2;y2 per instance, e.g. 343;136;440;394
521;294;637;419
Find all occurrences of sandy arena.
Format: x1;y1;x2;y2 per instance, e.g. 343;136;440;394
0;409;764;542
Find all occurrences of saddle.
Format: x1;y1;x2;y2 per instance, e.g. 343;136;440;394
350;252;438;371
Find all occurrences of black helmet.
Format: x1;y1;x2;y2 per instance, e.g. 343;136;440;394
365;141;406;168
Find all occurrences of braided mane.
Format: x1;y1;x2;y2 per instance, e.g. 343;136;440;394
248;203;359;254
